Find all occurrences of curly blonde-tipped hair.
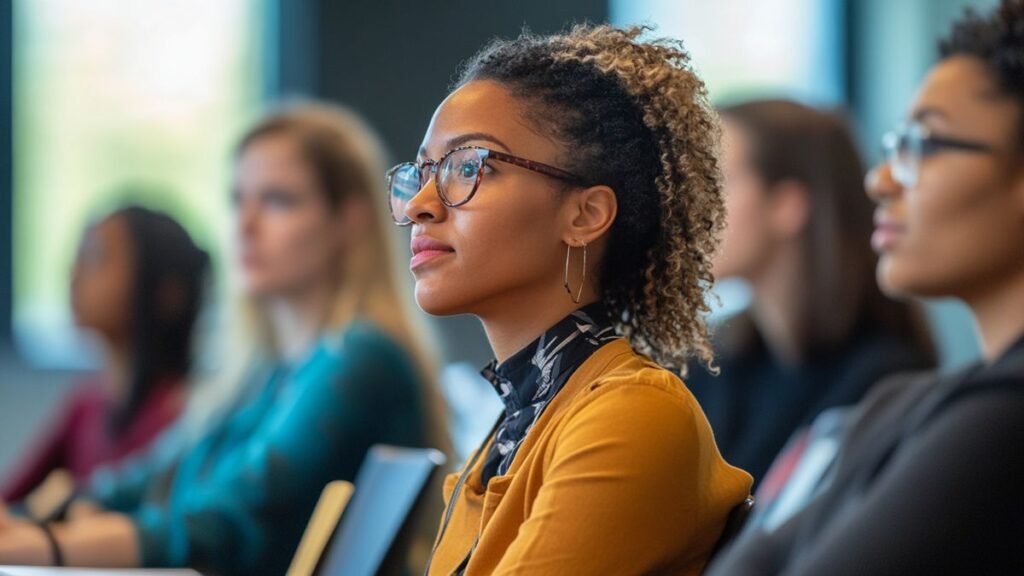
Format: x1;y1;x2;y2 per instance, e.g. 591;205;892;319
458;24;726;373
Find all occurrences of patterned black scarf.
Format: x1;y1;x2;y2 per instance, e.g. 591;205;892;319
479;302;619;486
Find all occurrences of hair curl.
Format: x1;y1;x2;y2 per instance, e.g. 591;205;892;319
458;24;725;372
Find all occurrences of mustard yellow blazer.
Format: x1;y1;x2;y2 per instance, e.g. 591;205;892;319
427;339;753;575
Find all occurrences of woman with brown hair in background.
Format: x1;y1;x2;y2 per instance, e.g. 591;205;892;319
686;101;936;505
709;3;1024;572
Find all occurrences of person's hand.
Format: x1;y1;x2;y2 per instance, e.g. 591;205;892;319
26;469;73;519
0;514;51;564
67;499;103;520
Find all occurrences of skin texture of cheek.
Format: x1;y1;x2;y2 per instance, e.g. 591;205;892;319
246;210;339;297
713;121;772;281
414;192;563;317
879;162;1020;298
879;56;1024;299
714;191;770;281
73;220;134;338
235;134;342;298
410;80;579;317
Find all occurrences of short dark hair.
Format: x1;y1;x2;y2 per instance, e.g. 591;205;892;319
940;0;1024;142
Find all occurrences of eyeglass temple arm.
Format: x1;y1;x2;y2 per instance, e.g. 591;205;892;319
485;149;587;184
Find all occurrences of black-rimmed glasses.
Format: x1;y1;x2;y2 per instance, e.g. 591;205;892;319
882;122;995;188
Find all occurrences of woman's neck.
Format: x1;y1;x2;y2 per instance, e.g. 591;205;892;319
967;266;1024;362
101;340;132;405
265;280;337;363
748;243;806;365
479;280;600;365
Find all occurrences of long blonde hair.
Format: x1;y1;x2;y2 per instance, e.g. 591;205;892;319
187;102;450;454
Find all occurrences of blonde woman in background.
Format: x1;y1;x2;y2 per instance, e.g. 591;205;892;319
0;103;449;575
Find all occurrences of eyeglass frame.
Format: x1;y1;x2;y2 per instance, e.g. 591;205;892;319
881;122;995;188
385;145;590;226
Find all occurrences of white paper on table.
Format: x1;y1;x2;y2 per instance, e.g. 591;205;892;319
0;568;199;576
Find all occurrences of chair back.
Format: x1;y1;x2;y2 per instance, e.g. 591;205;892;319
316;445;447;576
287;480;355;576
708;496;755;563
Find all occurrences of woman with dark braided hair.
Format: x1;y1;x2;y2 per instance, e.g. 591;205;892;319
390;25;752;574
3;206;209;504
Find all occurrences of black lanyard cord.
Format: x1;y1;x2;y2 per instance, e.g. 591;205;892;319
424;413;506;576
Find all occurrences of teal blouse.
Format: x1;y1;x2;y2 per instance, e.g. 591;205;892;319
86;321;436;575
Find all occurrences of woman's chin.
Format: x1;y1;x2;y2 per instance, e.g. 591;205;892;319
414;285;464;317
877;258;910;298
240;277;292;300
877;257;943;300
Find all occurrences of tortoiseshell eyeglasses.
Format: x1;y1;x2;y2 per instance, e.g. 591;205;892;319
385;145;587;226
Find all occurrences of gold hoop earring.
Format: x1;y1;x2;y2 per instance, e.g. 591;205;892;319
563;241;587;304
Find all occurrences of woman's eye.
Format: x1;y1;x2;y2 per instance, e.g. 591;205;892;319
264;189;300;210
457;161;481;178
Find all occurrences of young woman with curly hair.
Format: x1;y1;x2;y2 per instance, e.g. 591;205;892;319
388;25;752;575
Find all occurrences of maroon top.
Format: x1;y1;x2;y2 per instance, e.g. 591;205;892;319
2;376;185;501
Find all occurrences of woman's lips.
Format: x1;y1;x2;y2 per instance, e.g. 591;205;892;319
872;223;906;252
410;249;453;270
410;236;455;270
240;252;261;270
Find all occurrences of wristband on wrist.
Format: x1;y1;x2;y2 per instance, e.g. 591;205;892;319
35;521;65;566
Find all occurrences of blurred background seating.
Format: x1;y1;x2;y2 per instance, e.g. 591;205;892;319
0;0;1000;477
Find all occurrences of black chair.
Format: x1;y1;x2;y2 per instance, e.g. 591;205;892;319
707;496;755;563
314;445;447;576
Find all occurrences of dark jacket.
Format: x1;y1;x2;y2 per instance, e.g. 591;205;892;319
687;313;934;485
707;333;1024;575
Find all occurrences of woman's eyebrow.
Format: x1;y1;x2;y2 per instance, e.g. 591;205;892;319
418;132;514;160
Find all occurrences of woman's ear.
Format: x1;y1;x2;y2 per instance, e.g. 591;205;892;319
767;179;811;239
561;185;618;246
